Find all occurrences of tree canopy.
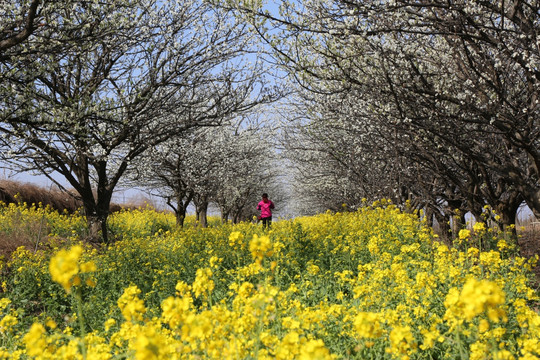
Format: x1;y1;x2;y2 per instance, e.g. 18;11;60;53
233;0;539;231
1;0;539;238
0;0;278;241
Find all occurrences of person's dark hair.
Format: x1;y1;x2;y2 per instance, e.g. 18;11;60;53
262;193;268;198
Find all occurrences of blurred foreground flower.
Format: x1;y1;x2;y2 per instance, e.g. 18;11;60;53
49;245;96;293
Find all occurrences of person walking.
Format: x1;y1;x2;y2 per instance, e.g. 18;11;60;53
257;193;275;229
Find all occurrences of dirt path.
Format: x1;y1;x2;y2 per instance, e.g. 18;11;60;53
517;228;540;288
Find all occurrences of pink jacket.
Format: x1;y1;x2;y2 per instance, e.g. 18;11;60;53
257;199;274;218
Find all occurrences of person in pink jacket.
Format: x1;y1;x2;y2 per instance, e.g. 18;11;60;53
257;193;275;229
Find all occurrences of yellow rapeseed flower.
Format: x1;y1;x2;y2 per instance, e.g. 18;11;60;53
22;323;48;357
80;261;97;273
282;316;300;330
104;318;116;332
298;339;332;360
175;280;191;296
192;267;214;299
0;298;10;312
118;286;146;322
307;263;320;275
229;231;244;248
45;318;56;330
249;234;273;262
419;327;443;350
459;278;506;322
387;325;416;360
469;341;488;360
0;314;17;333
49;245;83;292
277;331;301;359
353;312;383;339
161;296;192;329
132;326;169;360
473;222;486;233
458;229;471;240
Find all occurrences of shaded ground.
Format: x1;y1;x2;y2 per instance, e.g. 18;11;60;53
518;227;540;288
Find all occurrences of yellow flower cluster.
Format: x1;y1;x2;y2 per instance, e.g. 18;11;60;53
0;200;86;241
0;298;18;335
444;277;508;337
228;231;244;248
108;206;176;240
249;234;273;263
459;228;471;240
192;268;214;299
0;202;538;359
354;312;383;339
460;278;506;322
49;245;96;292
118;286;147;321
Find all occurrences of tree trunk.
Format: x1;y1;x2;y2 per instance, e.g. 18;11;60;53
86;213;108;243
173;197;189;228
166;191;192;228
523;189;540;220
221;211;229;224
82;199;111;243
73;158;115;243
495;196;522;237
194;196;209;228
423;206;434;228
434;211;451;244
232;202;247;224
175;207;187;228
450;211;466;239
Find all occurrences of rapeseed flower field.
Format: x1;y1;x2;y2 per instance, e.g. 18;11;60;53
0;200;539;359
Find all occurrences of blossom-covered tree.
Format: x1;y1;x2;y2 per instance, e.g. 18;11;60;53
234;0;539;225
0;0;275;241
0;0;40;54
211;119;280;223
137;116;279;227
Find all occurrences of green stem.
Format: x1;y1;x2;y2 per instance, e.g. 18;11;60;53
454;324;467;360
75;288;87;360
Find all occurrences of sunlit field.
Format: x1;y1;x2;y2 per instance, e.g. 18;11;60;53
0;200;539;359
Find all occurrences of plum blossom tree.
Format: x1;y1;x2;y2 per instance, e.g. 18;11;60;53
136;115;279;227
233;0;539;226
211;120;280;223
0;0;275;241
0;0;41;54
1;0;149;61
281;90;412;214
